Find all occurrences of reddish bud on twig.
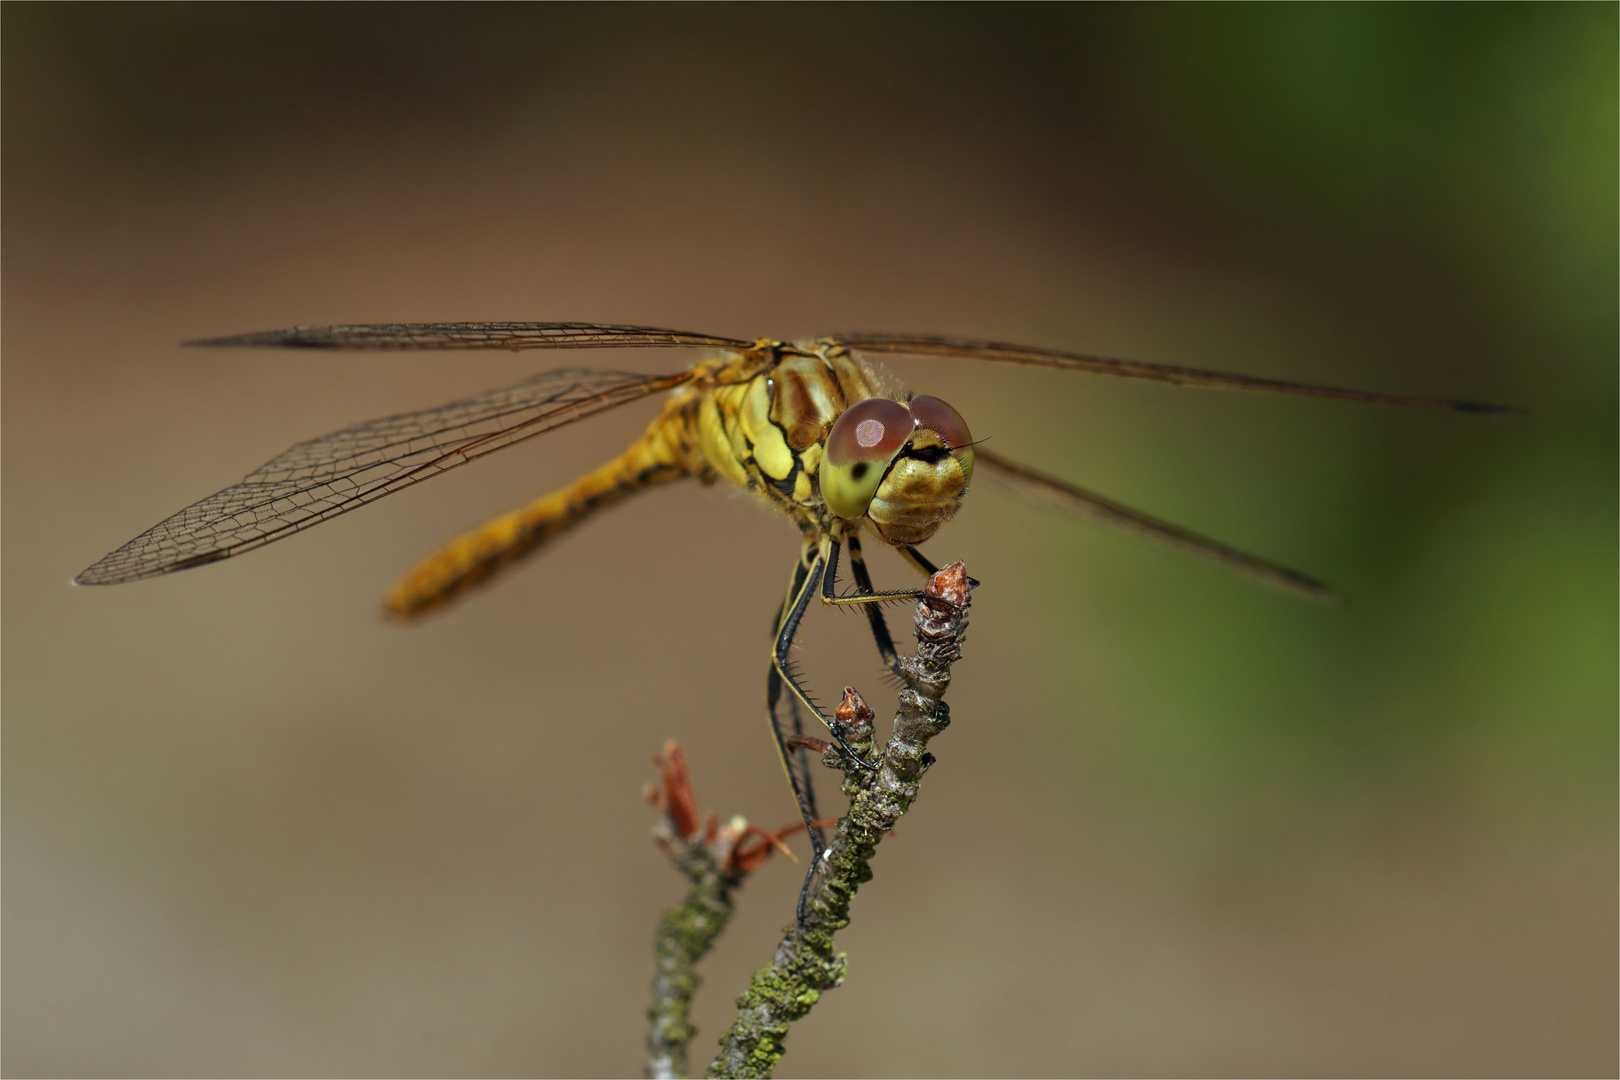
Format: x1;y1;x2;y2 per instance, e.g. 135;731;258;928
649;740;702;839
648;740;813;881
924;560;970;606
833;686;875;741
917;560;970;642
726;823;800;876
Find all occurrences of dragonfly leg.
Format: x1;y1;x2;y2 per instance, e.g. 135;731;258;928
819;537;927;613
824;538;973;671
773;545;879;771
774;538;939;919
765;557;825;864
767;658;834;924
840;534;902;674
767;667;822;854
770;547;862;923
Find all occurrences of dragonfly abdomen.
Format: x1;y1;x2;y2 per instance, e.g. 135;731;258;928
383;396;710;620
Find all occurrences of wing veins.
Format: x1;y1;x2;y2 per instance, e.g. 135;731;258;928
288;389;615;516
76;368;693;585
838;333;1516;414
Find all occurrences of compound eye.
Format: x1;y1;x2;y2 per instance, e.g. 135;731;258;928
826;398;913;467
822;398;913;519
909;394;975;487
908;395;971;451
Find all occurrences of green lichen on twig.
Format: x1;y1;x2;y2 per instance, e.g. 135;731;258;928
706;560;972;1079
645;746;800;1079
646;844;734;1080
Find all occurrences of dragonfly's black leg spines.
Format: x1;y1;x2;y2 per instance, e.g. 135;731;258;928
766;558;827;860
843;534;902;673
766;663;825;862
776;659;827;717
822;536;926;612
774;545;878;772
765;555;838;924
786;687;820;839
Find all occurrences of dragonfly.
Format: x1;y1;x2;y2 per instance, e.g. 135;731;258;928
76;323;1512;912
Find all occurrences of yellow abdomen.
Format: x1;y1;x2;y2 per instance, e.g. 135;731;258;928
384;393;707;620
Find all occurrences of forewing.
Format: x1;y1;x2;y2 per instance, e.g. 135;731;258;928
188;322;758;351
973;448;1341;603
839;333;1515;413
76;368;694;585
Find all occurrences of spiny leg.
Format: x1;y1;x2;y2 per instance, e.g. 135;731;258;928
819;537;927;613
844;533;902;674
770;660;834;925
819;538;972;680
765;555;826;866
777;674;821;843
770;539;950;919
772;544;878;770
823;540;973;674
834;536;971;675
817;535;939;672
769;546;862;923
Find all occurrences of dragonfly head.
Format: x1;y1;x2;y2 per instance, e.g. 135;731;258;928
821;395;975;546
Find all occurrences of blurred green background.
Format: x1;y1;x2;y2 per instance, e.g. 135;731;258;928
4;5;1613;1077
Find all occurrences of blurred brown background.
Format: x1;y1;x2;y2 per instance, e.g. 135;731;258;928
4;5;1614;1077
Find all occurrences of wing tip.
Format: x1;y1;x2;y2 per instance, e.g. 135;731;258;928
73;548;231;586
73;561;114;585
1295;580;1345;606
1447;399;1525;416
1248;563;1343;605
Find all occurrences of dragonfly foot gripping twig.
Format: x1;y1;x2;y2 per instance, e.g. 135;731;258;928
706;560;971;1079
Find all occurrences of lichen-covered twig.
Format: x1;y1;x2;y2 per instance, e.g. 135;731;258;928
644;745;796;1079
707;560;972;1079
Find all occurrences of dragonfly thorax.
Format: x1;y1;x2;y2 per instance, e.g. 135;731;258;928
690;343;975;549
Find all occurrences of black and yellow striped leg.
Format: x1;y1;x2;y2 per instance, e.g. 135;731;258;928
768;542;880;921
769;538;962;920
844;533;902;674
765;556;825;866
772;545;879;771
824;541;971;673
820;538;928;613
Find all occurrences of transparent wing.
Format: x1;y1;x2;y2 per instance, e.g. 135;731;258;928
188;322;758;351
76;368;695;585
838;333;1516;413
973;447;1341;603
